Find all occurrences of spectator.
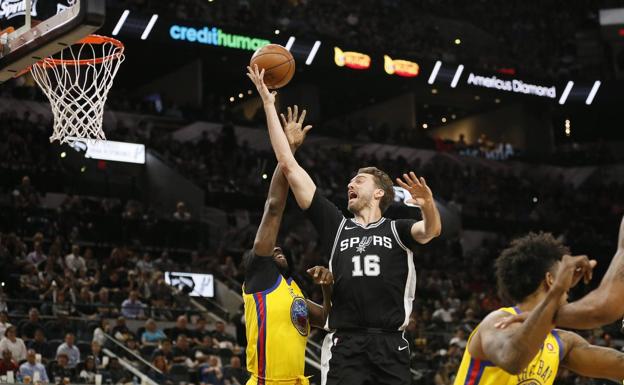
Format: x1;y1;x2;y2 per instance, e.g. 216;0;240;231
75;287;97;317
92;319;110;347
136;253;155;274
94;288;118;318
169;315;192;341
65;245;86;273
173;201;191;221
13;176;40;209
192;317;209;345
211;321;235;344
124;336;141;360
107;357;130;384
434;361;455;385
18;308;43;340
27;329;51;359
25;241;46;266
148;354;173;385
88;341;104;369
83;248;99;272
220;255;239;279
112;317;133;342
0;326;27;362
196;335;218;355
432;300;454;324
199;355;223;385
153;252;176;272
48;353;75;382
0;349;18;376
51;289;73;318
460;308;479;332
223;356;248;385
121;290;146;319
0;311;11;337
19;349;49;383
172;334;193;366
449;328;467;349
77;355;98;383
141;319;166;346
151;339;174;362
56;333;80;368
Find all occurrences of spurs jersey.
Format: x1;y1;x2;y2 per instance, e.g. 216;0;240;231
306;190;418;330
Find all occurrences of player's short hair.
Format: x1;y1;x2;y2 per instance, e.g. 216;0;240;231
357;167;395;213
495;232;569;304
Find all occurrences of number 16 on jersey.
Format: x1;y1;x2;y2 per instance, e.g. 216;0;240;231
351;255;380;277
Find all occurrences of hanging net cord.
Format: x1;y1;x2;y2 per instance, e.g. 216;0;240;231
30;36;125;144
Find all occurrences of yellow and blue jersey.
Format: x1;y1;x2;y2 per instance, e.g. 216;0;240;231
243;267;309;385
453;307;564;385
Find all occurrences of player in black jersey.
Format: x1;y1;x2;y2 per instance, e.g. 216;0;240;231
248;65;442;385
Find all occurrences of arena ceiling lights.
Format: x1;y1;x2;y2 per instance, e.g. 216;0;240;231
109;10;323;65
427;60;602;106
112;9;158;40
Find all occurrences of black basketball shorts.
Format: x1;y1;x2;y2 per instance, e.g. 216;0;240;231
320;330;411;385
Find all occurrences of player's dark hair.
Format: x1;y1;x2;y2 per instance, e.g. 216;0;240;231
495;232;569;304
357;167;395;213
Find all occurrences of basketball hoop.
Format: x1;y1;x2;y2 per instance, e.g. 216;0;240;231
29;34;125;144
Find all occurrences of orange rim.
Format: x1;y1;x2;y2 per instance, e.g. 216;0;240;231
33;34;124;68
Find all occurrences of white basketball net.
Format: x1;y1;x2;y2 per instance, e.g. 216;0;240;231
30;35;125;144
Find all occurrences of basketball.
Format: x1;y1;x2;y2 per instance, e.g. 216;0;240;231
250;44;295;89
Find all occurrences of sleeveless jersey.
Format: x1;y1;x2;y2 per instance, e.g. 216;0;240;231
453;307;564;385
306;192;418;331
327;217;417;330
243;275;310;383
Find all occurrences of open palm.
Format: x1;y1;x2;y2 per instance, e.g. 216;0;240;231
396;172;433;206
280;105;312;151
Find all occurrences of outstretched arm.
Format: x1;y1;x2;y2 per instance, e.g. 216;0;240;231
252;105;314;256
247;65;317;209
552;216;624;328
396;172;442;244
470;255;595;374
560;330;624;381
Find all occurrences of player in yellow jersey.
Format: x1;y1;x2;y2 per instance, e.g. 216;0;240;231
243;102;332;385
496;216;624;330
454;232;624;385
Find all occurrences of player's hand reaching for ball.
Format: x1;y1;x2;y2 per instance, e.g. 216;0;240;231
281;105;312;151
247;64;275;105
396;172;434;207
307;266;333;286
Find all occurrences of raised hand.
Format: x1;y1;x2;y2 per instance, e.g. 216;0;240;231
307;266;333;286
280;105;312;151
246;64;275;105
395;172;434;206
554;254;597;293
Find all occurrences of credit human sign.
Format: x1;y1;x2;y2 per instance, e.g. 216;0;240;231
466;72;557;99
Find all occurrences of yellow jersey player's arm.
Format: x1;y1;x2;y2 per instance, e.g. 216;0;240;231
306;266;333;328
553;216;624;329
470;290;563;374
252;164;290;256
247;65;316;210
559;329;624;381
252;103;312;256
471;255;594;374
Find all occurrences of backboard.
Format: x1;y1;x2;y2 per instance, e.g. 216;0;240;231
0;0;105;83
